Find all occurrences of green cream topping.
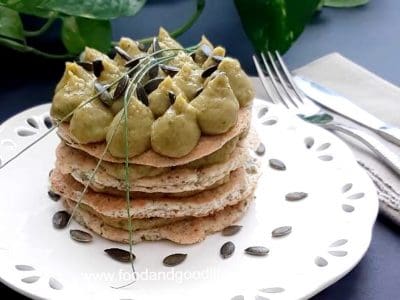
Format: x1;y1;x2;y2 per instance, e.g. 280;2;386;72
70;99;113;143
106;97;154;158
194;35;214;64
151;94;201;158
191;73;239;135
50;29;254;159
158;27;183;50
81;47;122;84
148;76;182;117
51;62;95;120
173;63;204;100
218;57;255;107
114;37;143;68
202;46;225;68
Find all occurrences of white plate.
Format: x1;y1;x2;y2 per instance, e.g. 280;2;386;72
0;99;378;300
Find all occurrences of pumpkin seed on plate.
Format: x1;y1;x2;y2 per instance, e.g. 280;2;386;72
70;229;93;243
163;253;187;267
105;248;135;263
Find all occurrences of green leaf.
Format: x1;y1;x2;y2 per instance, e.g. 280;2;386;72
324;0;369;7
39;0;146;20
235;0;320;53
0;0;53;18
61;16;111;54
300;113;334;124
0;7;25;42
0;0;146;19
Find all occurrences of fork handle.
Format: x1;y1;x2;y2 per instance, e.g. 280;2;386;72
324;123;400;176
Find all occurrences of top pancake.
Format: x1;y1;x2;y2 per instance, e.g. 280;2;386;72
57;106;251;167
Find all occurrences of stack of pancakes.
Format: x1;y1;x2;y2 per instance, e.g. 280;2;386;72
50;107;260;244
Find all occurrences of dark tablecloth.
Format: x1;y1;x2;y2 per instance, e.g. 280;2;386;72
1;0;400;299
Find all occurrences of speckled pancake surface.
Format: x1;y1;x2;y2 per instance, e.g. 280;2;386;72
50;156;260;219
62;194;254;245
55;142;248;194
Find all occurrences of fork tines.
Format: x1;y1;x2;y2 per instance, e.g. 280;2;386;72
253;51;305;108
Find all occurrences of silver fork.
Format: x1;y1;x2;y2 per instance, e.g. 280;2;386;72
253;51;400;175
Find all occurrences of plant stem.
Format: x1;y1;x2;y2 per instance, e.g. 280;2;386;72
23;12;58;37
0;36;74;59
170;0;205;38
138;0;205;44
28;47;74;59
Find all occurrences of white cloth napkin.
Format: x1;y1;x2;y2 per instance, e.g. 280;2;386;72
251;53;400;226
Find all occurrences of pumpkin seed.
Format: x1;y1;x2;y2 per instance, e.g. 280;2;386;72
48;190;60;201
222;225;242;236
168;91;176;105
269;159;286;170
194;87;203;97
144;77;163;94
272;226;292;237
285;192;308;201
212;55;224;63
105;248;135;263
245;246;269;256
136;83;149;106
52;211;70;229
76;61;93;71
200;44;212;57
125;55;144;69
160;64;180;77
137;41;150;52
114;46;132;61
148;63;159;79
70;229;93;243
44;116;53;129
255;143;265;156
201;64;218;78
150;37;160;54
163;253;187;267
220;241;235;259
94;81;113;106
92;60;104;77
113;75;129;100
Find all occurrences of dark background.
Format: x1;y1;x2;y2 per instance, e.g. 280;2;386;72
1;0;400;299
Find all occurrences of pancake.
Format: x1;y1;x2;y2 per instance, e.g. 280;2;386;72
62;194;254;244
50;155;260;219
56;142;248;194
71;174;231;198
56;106;251;167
